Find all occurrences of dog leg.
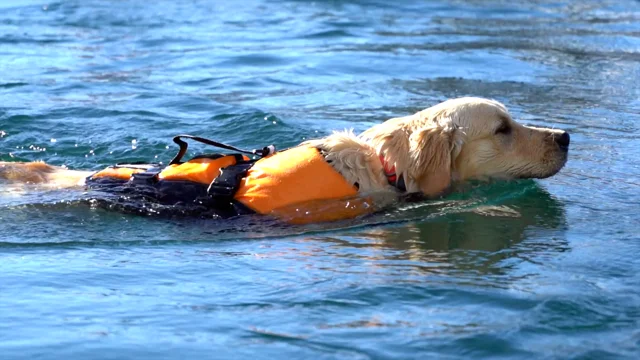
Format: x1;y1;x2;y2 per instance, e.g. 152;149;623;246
0;162;91;188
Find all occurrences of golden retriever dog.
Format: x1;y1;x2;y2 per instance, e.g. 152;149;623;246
0;97;569;223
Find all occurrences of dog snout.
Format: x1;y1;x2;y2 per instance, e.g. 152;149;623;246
553;131;570;150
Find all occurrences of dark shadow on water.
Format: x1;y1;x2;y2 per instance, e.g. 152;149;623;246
303;180;569;279
0;178;567;255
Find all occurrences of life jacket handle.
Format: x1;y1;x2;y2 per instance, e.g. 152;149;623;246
169;134;276;165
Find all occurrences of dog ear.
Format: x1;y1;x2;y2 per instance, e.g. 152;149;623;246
407;123;462;196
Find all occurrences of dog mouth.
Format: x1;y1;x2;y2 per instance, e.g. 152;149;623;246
519;150;568;179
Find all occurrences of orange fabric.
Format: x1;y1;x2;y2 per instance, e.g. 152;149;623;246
90;149;367;223
158;156;245;184
234;146;358;215
91;167;144;180
268;197;376;224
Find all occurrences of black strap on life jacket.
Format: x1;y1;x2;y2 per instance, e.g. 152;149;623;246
207;162;254;199
87;135;278;218
169;134;276;165
166;134;281;216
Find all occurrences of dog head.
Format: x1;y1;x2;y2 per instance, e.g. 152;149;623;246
362;97;569;196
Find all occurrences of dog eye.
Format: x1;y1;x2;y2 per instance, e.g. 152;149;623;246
495;123;511;135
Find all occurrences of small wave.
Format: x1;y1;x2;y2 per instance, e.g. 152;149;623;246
0;82;27;89
301;29;355;39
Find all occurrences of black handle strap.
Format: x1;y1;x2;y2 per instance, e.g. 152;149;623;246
169;134;276;165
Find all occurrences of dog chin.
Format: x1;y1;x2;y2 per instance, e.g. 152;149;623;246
533;166;566;179
518;157;568;179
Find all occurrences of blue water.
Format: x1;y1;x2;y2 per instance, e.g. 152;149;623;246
1;1;640;359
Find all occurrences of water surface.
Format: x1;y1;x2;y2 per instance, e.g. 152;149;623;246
1;1;639;359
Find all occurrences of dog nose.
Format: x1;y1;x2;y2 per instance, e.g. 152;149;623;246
555;131;570;149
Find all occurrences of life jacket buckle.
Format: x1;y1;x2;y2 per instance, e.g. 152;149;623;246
130;166;163;184
207;163;253;200
207;183;235;197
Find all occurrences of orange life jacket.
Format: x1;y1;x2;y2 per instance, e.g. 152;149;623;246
87;146;365;223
